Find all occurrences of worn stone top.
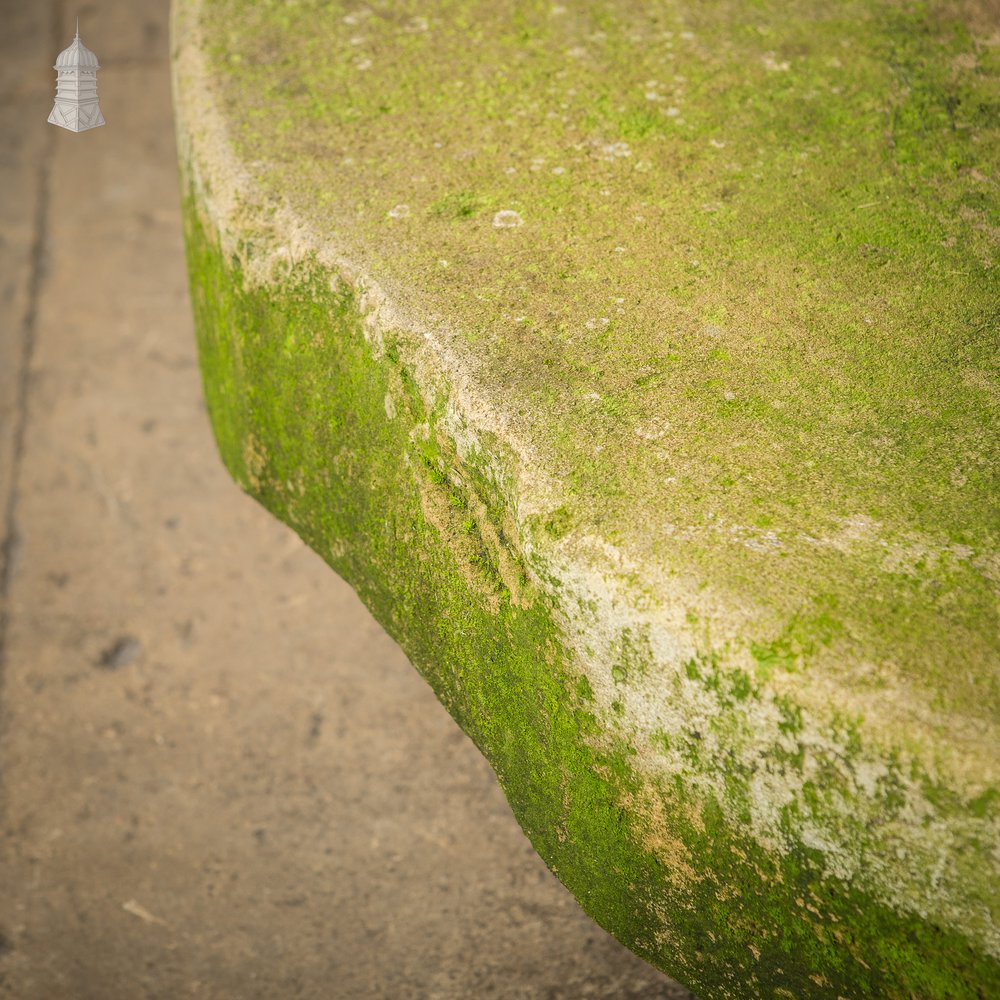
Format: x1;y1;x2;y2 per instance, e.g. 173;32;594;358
183;0;997;761
172;0;1000;990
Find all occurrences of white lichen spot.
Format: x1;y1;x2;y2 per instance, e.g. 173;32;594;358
600;189;611;196
530;157;546;172
762;53;791;72
600;140;632;159
744;531;782;552
552;166;566;175
439;259;449;268
723;390;736;400
493;209;524;228
515;315;527;323
645;91;664;102
664;106;681;117
709;138;727;149
349;35;367;46
613;245;627;253
387;204;410;219
354;57;373;71
680;31;695;40
635;419;670;441
567;46;587;59
550;4;567;15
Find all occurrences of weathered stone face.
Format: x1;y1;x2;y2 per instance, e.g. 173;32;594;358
171;0;999;996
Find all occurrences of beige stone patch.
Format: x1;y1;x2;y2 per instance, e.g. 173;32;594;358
615;777;702;893
242;432;268;491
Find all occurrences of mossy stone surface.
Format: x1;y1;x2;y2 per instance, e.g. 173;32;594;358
170;1;999;996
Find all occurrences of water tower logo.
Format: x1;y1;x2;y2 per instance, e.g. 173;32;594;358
48;18;105;132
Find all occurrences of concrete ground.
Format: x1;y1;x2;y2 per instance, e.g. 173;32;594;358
0;2;695;997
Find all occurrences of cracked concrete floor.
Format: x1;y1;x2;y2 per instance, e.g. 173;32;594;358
0;2;696;998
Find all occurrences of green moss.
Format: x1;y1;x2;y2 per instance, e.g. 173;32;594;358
749;595;847;681
542;504;572;540
429;190;484;219
968;788;1000;820
774;695;805;737
180;187;999;999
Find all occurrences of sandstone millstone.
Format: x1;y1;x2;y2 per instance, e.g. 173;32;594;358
170;1;999;996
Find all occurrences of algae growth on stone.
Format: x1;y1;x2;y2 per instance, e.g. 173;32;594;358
171;0;1000;997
